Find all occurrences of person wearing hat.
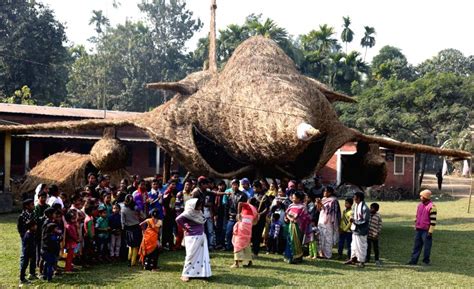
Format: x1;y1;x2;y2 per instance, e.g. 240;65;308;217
240;178;254;198
18;199;35;239
407;190;437;266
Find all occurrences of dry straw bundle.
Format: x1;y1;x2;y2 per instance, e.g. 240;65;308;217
90;137;128;171
19;152;95;194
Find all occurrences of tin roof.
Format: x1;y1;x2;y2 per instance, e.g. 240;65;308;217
0;103;143;119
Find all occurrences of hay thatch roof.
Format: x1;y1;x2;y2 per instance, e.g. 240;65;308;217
19;152;96;194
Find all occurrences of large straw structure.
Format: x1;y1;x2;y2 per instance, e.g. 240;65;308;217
19;152;95;194
0;34;471;186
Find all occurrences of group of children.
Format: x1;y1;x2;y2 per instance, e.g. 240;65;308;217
17;174;386;285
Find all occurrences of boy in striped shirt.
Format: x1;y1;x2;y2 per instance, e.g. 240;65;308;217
408;190;437;266
366;203;382;266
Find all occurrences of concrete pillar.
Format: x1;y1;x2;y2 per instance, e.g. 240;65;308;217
156;146;161;174
24;140;30;174
336;149;341;186
4;133;11;191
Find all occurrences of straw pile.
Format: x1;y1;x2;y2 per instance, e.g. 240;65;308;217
90;137;128;171
19;152;96;194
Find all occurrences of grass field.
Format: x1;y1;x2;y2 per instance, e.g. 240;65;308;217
1;198;473;288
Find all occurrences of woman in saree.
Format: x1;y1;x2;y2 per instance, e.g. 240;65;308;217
231;199;258;268
284;190;312;264
316;186;341;259
175;198;212;282
138;209;162;271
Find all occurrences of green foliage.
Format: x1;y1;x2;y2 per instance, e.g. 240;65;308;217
67;0;202;111
0;1;71;105
340;16;354;53
360;26;376;61
416;49;474;76
339;73;473;148
371;45;416;81
0;85;35;105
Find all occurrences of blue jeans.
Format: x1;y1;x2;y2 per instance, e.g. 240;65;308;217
20;247;36;281
204;218;216;249
409;229;432;264
225;219;236;251
338;232;352;258
42;252;57;281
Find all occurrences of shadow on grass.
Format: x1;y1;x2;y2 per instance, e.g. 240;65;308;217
211;273;290;287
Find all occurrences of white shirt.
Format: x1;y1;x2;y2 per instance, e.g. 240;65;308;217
47;195;64;209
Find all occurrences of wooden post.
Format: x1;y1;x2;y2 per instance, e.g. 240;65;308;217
4;133;11;192
156;146;161;175
163;153;171;183
24;140;30;174
468;176;473;213
208;0;217;73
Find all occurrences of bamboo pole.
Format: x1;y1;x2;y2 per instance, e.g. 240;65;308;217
208;0;217;73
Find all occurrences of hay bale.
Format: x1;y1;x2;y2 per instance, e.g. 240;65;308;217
90;137;128;171
99;168;130;188
19;152;96;195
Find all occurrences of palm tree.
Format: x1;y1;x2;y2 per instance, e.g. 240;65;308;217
219;24;249;61
89;10;110;34
360;26;376;61
245;16;288;44
341;16;354;54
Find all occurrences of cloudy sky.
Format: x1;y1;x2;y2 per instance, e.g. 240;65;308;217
40;0;473;65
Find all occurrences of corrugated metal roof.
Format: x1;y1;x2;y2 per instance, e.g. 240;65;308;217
0;103;143;119
13;133;153;143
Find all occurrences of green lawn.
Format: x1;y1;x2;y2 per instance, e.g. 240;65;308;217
1;199;473;288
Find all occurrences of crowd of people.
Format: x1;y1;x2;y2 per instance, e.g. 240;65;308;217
16;171;437;285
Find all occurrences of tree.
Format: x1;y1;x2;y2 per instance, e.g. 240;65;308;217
339;72;473;186
1;85;35;105
371;45;415;81
360;26;376;61
417;49;473;76
67;0;203;111
341;16;354;54
0;1;71;105
89;10;110;35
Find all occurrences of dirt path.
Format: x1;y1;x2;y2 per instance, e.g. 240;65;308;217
422;173;473;198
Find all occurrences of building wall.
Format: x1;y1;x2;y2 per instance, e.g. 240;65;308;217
317;143;415;191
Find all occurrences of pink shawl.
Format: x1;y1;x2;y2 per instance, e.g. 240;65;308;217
232;203;257;253
286;203;312;244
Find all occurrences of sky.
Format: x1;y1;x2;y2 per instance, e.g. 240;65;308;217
40;0;473;65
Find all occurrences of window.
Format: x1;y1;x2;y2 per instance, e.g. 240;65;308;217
394;156;404;175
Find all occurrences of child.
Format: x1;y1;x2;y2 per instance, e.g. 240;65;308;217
338;198;353;260
83;203;97;265
306;195;318;259
139;209;162;271
18;199;34;239
109;204;122;260
267;213;282;254
231;199;258;268
95;206;111;261
34;191;50;268
20;219;37;285
64;210;79;272
41;223;61;281
175;198;211;282
367;203;382;266
102;192;113;217
122;195;142;266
